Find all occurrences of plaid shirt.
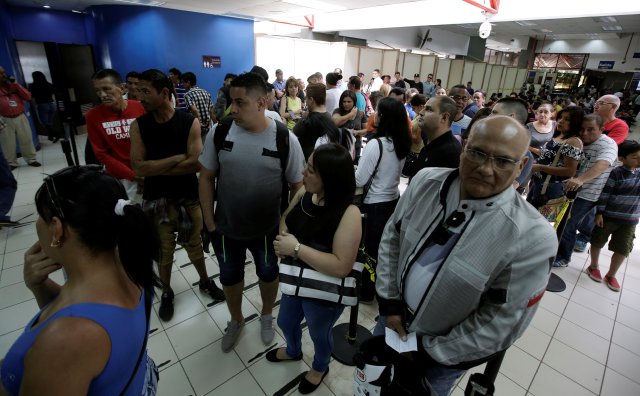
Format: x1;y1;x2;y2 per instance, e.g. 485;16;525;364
184;86;212;130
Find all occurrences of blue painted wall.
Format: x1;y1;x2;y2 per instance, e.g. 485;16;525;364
90;5;254;92
8;6;92;45
0;4;254;92
0;1;20;79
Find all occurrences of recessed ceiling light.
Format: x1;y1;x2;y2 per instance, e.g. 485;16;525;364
282;0;346;12
71;9;83;13
43;5;51;8
601;25;622;31
114;0;166;6
593;16;617;23
515;21;537;26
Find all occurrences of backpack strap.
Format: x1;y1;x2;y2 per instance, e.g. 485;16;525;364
274;120;290;213
213;117;234;155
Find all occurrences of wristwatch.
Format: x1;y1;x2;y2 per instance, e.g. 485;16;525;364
293;242;301;259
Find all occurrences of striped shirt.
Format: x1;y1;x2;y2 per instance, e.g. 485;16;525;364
184;86;212;130
597;166;640;225
174;83;187;112
577;134;618;202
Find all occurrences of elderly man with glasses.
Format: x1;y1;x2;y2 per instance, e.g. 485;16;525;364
374;115;557;395
594;95;629;145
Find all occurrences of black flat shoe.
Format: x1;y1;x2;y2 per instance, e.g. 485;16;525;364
266;348;303;362
298;368;329;394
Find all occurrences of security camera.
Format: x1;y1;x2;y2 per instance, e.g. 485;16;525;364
479;21;492;39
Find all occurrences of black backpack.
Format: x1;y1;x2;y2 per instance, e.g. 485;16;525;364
213;117;291;213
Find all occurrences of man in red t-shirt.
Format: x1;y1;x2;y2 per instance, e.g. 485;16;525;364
86;69;145;200
594;94;629;144
0;66;40;170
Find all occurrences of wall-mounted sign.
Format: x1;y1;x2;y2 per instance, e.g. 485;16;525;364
203;56;221;69
633;52;640;59
598;61;615;70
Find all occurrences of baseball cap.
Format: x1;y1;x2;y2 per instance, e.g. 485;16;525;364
414;73;420;77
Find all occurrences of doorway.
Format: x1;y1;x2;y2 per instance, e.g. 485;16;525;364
16;40;97;127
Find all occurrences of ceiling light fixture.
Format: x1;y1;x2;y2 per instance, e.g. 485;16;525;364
282;0;346;12
601;25;622;31
72;9;83;13
514;21;537;26
593;16;617;23
43;5;51;8
114;0;167;6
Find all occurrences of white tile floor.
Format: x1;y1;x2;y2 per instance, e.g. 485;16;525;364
1;127;640;396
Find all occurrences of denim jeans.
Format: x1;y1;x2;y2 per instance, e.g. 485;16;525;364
277;294;344;372
360;198;399;300
556;197;597;262
373;316;466;395
36;102;57;139
577;207;597;244
211;226;278;286
0;148;17;220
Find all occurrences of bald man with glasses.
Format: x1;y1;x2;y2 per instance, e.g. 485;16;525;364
593;94;629;144
375;116;557;396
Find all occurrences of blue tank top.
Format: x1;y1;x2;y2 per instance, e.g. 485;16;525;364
1;292;148;396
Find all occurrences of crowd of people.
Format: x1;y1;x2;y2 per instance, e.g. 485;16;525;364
0;62;639;396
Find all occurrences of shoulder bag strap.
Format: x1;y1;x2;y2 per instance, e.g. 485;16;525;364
540;142;565;195
361;138;384;202
119;288;152;396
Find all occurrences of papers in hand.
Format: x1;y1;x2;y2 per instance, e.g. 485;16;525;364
385;328;418;353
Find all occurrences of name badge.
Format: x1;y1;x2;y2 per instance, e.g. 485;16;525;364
8;100;18;107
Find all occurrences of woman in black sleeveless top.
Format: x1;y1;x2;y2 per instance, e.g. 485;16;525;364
271;144;361;394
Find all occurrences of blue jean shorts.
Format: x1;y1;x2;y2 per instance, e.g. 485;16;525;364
211;227;279;286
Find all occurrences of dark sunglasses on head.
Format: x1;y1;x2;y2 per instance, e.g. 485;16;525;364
37;165;105;220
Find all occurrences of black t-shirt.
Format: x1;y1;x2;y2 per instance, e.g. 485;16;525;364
403;131;462;178
137;111;199;200
293;111;336;160
28;82;54;104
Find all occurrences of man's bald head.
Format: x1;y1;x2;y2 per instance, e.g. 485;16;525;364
468;116;530;157
460;116;530;199
595;94;620;118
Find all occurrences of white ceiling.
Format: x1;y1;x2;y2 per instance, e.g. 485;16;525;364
9;0;640;52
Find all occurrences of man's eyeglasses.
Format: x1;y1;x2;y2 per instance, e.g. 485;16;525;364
595;101;616;106
464;149;520;171
37;165;104;220
450;95;468;102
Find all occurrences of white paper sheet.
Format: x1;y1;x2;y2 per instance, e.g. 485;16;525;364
385;328;418;353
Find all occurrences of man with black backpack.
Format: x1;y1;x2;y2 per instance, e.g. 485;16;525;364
198;72;305;353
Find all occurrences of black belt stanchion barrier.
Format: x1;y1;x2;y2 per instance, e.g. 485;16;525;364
59;115;79;166
331;214;373;366
464;350;506;396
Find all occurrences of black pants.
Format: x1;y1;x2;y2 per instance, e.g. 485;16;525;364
360;198;399;300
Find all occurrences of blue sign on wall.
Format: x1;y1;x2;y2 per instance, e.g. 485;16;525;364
633;52;640;59
598;61;615;70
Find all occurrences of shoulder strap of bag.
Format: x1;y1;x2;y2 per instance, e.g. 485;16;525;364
540;142;565;195
362;138;384;202
119;288;152;396
275;120;290;213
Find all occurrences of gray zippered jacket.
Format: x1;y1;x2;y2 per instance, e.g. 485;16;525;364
376;168;558;366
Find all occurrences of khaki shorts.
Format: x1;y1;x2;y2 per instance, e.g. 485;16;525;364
590;220;636;256
149;199;204;267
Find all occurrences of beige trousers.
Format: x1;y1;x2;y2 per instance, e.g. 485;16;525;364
0;113;37;166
